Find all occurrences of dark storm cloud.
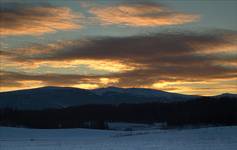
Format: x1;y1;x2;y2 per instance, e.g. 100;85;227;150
29;31;236;67
27;34;205;58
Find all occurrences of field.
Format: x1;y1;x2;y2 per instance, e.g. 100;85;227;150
1;125;237;150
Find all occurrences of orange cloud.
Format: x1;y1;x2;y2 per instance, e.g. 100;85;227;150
90;4;199;26
0;6;81;36
99;78;119;84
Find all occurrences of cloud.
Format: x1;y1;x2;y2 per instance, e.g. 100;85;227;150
0;3;81;36
1;30;236;95
89;3;200;26
20;31;236;78
0;71;118;91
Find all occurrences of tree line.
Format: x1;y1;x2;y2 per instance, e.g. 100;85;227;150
0;96;236;129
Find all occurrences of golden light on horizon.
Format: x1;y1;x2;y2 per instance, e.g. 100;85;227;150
72;83;99;89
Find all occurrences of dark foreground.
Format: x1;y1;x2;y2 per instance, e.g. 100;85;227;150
1;96;236;129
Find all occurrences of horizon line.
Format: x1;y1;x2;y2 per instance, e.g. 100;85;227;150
1;85;236;97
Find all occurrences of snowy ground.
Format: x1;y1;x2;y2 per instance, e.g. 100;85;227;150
0;126;237;150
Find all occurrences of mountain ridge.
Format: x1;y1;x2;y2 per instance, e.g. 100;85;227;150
0;86;236;110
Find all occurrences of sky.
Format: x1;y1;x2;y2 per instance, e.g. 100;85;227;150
0;0;236;95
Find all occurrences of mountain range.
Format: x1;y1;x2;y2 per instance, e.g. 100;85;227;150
0;86;236;110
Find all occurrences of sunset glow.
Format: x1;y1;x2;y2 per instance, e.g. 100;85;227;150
0;0;236;96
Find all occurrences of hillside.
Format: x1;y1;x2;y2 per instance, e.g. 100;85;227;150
0;86;199;110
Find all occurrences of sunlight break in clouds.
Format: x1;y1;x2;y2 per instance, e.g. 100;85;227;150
90;4;199;26
0;6;81;36
72;83;99;89
0;39;139;73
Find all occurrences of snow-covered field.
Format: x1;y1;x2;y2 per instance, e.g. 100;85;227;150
0;126;237;150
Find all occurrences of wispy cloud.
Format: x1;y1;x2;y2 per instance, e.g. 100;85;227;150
0;1;199;37
89;3;200;26
0;3;81;36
